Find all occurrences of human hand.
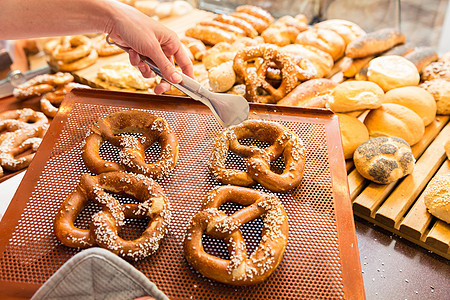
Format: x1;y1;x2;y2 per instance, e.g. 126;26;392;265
104;1;193;94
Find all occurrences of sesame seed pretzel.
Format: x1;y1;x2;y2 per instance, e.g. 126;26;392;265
82;110;179;179
40;82;88;118
12;72;74;100
184;185;288;285
50;35;93;62
0;108;49;173
208;119;306;193
54;171;171;261
233;44;300;103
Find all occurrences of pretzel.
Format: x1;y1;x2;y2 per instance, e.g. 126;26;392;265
51;35;93;62
230;12;269;34
94;34;125;56
13;72;74;100
0;108;49;172
213;14;258;38
54;171;171;261
236;5;274;24
209;119;306;193
233;44;302;103
54;48;98;72
82;110;179;178
40;83;88;118
184;185;288;285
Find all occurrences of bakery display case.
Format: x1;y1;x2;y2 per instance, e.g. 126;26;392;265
0;0;449;299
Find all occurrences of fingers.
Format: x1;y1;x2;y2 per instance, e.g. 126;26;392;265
154;80;171;95
147;41;182;84
173;46;194;79
128;49;156;78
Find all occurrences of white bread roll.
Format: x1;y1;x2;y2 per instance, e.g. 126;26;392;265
363;103;425;146
367;55;420;91
353;136;415;184
328;80;384;112
383;86;436;126
337;113;369;159
208;61;236;93
423;174;450;223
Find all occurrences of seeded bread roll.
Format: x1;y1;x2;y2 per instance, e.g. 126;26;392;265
345;28;406;59
337;113;369;159
383;86;437;126
363;103;425;146
328;80;384;113
353;136;415;184
420;79;450;115
367;55;420;91
423;174;450;223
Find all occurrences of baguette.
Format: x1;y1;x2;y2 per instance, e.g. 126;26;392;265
343;55;374;78
345;28;406;58
214;14;258;38
404;47;439;73
277;79;336;107
185;25;237;45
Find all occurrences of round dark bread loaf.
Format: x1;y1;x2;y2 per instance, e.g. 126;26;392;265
353;136;415;184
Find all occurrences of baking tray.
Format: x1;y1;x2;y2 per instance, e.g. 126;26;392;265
0;89;364;299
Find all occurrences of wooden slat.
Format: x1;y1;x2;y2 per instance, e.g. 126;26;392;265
399;160;450;240
425;221;450;253
374;123;450;228
351;116;449;215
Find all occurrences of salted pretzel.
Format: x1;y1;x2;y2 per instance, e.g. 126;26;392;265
0;108;49;172
233;44;300;103
54;171;171;261
184;185;288;285
82;110;179;179
40;82;88;118
235;5;274;25
13;72;74;100
94;34;125;56
50;35;93;62
208;119;306;193
213;14;258;38
54;49;98;72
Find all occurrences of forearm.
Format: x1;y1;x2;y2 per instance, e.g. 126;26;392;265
0;0;121;39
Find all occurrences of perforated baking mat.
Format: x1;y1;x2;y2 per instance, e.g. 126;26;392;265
0;89;364;299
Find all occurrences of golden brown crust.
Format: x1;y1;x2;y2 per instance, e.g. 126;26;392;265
184;186;288;285
423;174;450;223
198;20;246;36
353;136;415;184
54;49;98;72
235;5;274;24
0;108;49;172
329;80;384;112
185;25;238;45
13;72;74;100
345;28;406;59
213;14;258;38
82;110;179;178
337;113;369;159
50;35;93;62
278;78;336;107
94;35;125;57
233;44;307;103
314;19;366;45
54;171;171;261
282;44;334;77
420;79;450;115
208;119;306;193
295;28;346;61
180;36;207;61
230;12;269;34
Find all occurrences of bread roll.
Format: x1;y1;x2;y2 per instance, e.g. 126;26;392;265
295;28;346;61
185;25;237;45
337;113;369;159
278;79;336;107
420;79;450;115
421;60;450;81
170;0;193;17
134;0;159;15
328;80;384;113
208;61;236;93
383;86;436;126
367;55;420;91
314;19;366;45
353;136;415;184
363;103;425;146
423;174;450;223
282;44;334;77
345;28;406;59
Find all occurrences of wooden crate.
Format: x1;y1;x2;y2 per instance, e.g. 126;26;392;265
347;116;450;259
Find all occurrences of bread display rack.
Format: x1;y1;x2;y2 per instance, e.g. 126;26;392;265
0;89;364;299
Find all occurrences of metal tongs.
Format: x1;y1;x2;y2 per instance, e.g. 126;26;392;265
106;35;249;127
